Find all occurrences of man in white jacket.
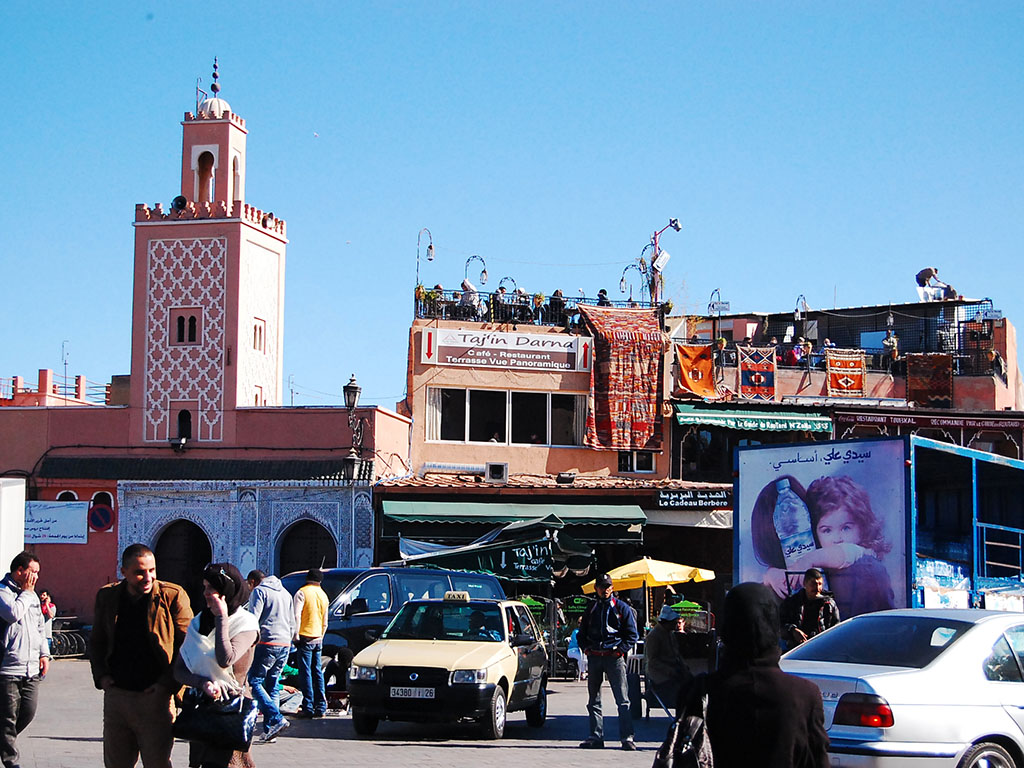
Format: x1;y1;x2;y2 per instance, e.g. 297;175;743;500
0;552;50;768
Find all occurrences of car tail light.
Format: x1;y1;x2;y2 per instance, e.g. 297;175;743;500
833;693;894;728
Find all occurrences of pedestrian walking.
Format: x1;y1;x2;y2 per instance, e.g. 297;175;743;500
0;552;50;768
577;572;639;751
680;582;829;768
246;570;295;742
174;563;259;768
90;543;193;768
38;590;56;645
292;569;328;718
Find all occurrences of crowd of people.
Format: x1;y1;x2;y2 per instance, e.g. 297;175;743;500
419;281;638;326
0;546;835;767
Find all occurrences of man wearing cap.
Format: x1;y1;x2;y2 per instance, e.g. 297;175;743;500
644;604;692;715
578;572;639;750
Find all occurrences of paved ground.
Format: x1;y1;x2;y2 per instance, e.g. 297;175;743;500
17;659;675;767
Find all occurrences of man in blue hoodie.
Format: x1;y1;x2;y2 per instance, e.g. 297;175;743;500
0;552;50;768
578;572;639;751
247;570;297;742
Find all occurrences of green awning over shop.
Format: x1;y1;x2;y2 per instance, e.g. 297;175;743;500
674;404;832;432
381;501;646;526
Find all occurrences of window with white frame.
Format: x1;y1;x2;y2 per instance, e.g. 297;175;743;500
427;388;586;446
618;450;656;473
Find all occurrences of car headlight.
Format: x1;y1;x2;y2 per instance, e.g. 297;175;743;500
451;668;488;684
349;665;378;682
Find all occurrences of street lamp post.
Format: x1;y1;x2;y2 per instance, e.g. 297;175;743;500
416;228;434;291
464;254;488;286
342;374;364;483
648;218;682;305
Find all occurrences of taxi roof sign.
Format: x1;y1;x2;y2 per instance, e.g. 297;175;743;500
443;590;471;602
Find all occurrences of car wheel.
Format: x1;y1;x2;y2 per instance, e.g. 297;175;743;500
351;710;379;736
525;685;547;727
480;686;507;739
958;742;1015;768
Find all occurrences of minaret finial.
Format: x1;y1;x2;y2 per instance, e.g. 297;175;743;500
211;57;221;95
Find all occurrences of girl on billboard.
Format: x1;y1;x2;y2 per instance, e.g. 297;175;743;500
752;474;895;619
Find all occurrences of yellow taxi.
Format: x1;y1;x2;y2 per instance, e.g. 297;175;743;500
348;591;548;738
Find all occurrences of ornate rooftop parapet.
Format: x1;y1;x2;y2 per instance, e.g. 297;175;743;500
134;201;286;236
183;110;247;130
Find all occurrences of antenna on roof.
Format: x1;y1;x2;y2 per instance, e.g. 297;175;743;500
195;77;207;113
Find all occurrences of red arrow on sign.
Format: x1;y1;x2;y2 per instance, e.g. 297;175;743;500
425;331;434;359
582;342;589;368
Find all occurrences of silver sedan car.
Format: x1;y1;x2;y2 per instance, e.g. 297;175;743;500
780;609;1024;768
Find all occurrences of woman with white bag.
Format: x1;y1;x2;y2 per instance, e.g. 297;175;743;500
174;564;260;768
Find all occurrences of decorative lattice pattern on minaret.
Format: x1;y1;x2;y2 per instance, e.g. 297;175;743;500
143;237;227;441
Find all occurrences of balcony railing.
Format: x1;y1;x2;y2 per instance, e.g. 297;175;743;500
712;345;1001;376
414;289;661;328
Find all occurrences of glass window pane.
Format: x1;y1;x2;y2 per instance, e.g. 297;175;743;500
439;389;466;441
618;452;632;472
469;390;507;442
511;392;547;444
551;394;578;446
635;452;655;472
348;573;391;613
985;636;1023;681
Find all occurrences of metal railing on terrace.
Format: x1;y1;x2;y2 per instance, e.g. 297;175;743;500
414;289;662;327
713;344;1001;377
707;298;1004;377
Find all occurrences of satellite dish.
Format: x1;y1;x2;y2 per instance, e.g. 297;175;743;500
171;195;188;211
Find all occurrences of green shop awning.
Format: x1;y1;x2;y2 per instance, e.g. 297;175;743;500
674;404;832;433
382;501;646;527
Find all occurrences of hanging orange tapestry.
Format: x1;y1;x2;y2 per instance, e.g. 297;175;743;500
673;344;723;400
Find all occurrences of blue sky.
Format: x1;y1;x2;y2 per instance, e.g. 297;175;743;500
2;2;1021;409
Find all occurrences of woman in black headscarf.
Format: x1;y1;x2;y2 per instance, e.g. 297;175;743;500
682;583;829;768
174;563;259;768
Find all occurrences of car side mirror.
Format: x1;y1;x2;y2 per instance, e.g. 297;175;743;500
511;633;534;648
365;628;380;642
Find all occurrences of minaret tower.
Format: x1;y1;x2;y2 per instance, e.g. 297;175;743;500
129;60;287;445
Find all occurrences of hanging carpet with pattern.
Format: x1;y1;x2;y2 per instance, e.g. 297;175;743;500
906;353;953;409
577;305;667;451
738;346;777;401
825;348;866;397
673;344;729;401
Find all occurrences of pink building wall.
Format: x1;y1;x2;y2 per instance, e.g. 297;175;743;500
404;319;672;479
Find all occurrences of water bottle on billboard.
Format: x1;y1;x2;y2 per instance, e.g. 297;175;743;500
773;478;815;567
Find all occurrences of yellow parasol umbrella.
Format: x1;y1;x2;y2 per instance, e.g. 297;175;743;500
581;557;715;630
581;557;715;593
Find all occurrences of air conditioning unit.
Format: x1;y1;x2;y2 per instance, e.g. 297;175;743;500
485;462;509;484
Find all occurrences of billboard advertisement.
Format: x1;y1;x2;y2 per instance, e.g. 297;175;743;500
736;437;907;619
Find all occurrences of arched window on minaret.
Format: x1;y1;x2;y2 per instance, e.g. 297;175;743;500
197;151;215;203
178;409;193;440
188;315;198;343
176;316;186;343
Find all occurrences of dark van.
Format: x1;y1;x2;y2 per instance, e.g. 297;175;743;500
281;567;505;656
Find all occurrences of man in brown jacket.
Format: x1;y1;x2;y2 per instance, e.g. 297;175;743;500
90;544;192;768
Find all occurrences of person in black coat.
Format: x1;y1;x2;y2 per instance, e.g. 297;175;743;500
682;582;829;768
